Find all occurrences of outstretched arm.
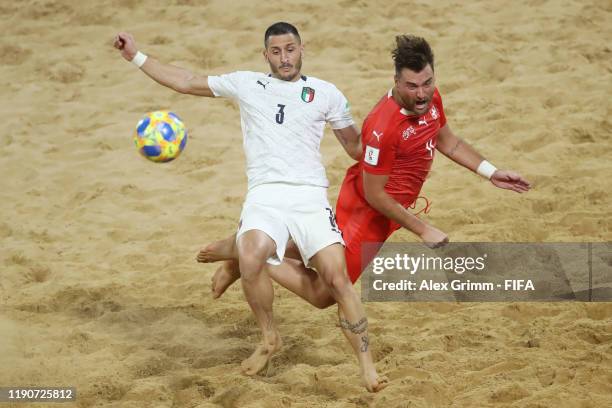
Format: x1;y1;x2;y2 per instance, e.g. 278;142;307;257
436;124;531;193
113;32;214;97
362;172;448;248
333;125;362;160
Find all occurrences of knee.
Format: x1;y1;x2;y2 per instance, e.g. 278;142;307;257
238;250;268;279
237;234;275;277
312;295;336;310
320;268;353;297
328;273;352;293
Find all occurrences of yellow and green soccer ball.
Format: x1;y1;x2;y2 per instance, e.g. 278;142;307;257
134;111;187;162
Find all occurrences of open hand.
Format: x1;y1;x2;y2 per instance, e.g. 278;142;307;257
491;170;531;193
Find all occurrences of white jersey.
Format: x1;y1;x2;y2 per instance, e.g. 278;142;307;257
207;71;354;190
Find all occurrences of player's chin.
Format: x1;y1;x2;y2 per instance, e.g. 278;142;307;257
279;71;298;81
414;101;431;114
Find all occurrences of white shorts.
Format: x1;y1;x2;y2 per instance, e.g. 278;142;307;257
236;183;344;266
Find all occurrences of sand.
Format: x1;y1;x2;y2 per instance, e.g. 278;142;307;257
1;0;611;407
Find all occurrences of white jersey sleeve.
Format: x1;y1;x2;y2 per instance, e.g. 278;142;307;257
207;71;246;99
326;87;354;129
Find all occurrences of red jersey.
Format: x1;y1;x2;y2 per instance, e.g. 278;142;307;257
336;89;447;282
347;88;447;206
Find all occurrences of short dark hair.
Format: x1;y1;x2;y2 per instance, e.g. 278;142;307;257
264;22;301;47
392;35;434;74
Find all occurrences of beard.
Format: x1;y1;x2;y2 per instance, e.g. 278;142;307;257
270;57;303;81
397;91;433;115
413;97;431;113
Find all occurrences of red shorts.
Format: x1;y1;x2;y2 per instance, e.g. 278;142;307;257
336;168;406;283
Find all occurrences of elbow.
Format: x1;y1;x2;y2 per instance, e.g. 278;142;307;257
363;189;383;211
173;76;194;94
173;82;191;94
435;141;449;156
350;142;363;161
436;147;448;158
363;182;396;218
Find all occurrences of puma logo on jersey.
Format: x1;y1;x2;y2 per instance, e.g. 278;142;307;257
372;130;383;142
256;80;269;89
419;118;428;126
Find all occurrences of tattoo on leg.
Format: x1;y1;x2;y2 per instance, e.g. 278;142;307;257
339;317;368;334
360;335;369;352
448;139;463;157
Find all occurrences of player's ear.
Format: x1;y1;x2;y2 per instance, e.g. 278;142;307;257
262;49;268;62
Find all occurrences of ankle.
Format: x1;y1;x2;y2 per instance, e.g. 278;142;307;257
357;352;375;367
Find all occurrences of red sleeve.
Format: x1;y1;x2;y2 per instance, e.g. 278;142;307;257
434;88;447;128
361;126;398;175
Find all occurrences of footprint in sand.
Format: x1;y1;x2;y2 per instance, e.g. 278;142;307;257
0;45;32;65
47;61;85;84
489;383;531;404
131;352;176;378
24;265;52;284
0;222;12;238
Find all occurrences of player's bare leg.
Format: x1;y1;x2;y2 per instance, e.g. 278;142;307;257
211;260;241;299
197;233;238;263
210;257;336;307
336;307;389;392
266;259;336;309
236;230;282;375
309;244;389;393
200;234;329;305
198;233;302;263
198;233;240;299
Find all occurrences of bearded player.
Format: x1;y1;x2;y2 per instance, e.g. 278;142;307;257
198;35;531;308
115;22;388;392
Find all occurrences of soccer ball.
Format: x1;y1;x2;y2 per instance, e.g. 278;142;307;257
134;111;187;162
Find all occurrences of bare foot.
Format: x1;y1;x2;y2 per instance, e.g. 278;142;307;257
241;331;282;376
196;236;236;263
211;261;240;299
363;368;389;393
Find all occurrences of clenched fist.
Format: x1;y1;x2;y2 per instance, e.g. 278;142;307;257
113;32;138;61
420;224;449;249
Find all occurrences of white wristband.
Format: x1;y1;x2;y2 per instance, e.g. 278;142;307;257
131;51;148;68
476;160;497;179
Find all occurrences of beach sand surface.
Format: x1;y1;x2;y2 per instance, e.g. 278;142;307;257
1;0;610;407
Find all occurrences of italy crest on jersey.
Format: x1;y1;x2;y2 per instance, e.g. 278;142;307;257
301;87;315;103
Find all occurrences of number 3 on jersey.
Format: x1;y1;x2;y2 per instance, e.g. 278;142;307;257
275;104;285;124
